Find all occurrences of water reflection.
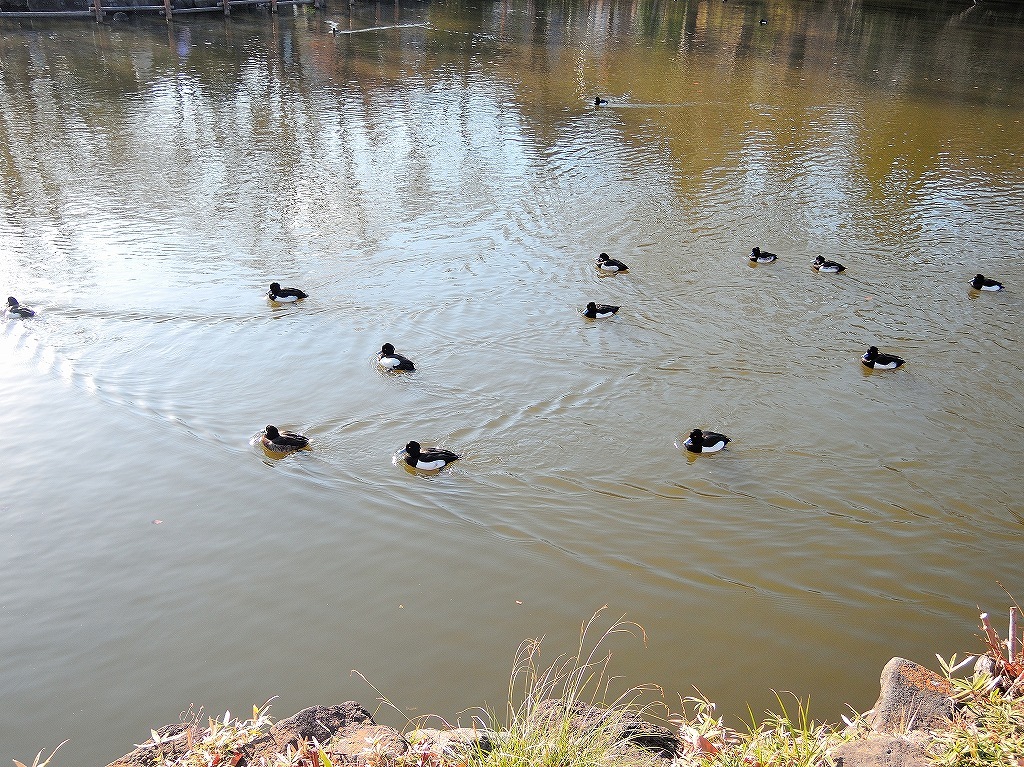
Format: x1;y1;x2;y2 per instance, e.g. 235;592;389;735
176;26;191;58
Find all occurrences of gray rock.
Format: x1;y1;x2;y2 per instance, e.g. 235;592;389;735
529;698;682;757
407;726;499;756
243;701;377;764
270;702;374;746
323;723;408;764
832;734;932;767
866;658;954;734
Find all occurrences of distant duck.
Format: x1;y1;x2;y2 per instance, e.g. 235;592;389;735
5;296;35;318
760;18;768;24
403;440;460;471
594;95;608;106
684;428;731;454
261;425;310;452
812;256;846;273
378;343;415;371
582;302;619;318
267;282;308;302
970;274;1003;291
861;346;905;370
596;253;629;272
749;247;778;263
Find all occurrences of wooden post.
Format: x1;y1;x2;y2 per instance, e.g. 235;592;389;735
163;0;173;21
269;0;276;14
92;0;103;22
1011;607;1019;664
223;0;230;17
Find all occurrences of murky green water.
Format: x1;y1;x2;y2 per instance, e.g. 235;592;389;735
2;0;1023;763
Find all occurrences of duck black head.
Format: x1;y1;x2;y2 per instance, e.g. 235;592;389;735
865;346;878;359
813;256;825;265
7;296;19;308
586;302;597;312
597;253;609;262
752;247;761;256
381;343;395;356
265;425;280;439
269;282;281;293
405;440;421;457
688;429;704;444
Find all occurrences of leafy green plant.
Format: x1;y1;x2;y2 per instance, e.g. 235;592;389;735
936;653;997;706
670;691;852;767
929;691;1024;767
745;692;845;767
126;699;296;767
930;622;1024;767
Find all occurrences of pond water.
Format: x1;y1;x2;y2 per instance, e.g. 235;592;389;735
2;0;1023;763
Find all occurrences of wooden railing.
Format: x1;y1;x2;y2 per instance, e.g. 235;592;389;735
0;0;321;20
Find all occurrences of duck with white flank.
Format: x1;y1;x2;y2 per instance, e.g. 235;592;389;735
594;95;608;106
403;441;460;471
267;282;308;302
582;302;619;318
261;425;310;452
684;429;731;454
970;274;1003;292
812;256;846;273
749;247;778;263
596;253;629;272
378;343;415;371
5;296;35;318
861;346;905;370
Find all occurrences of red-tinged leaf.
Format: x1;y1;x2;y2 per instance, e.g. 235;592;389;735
696;735;720;755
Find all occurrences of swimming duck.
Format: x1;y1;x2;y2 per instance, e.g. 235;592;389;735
582;302;619;318
861;346;904;370
403;440;460;471
749;247;778;263
5;296;35;318
970;274;1003;291
684;429;731;454
378;343;415;371
261;425;310;452
267;282;308;302
596;253;629;272
812;256;846;273
594;96;608;106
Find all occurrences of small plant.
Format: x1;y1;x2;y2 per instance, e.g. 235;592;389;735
929;691;1024;767
670;691;739;761
463;607;667;767
13;740;67;767
737;692;846;767
670;691;856;767
928;603;1024;767
936;653;997;706
127;699;286;767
